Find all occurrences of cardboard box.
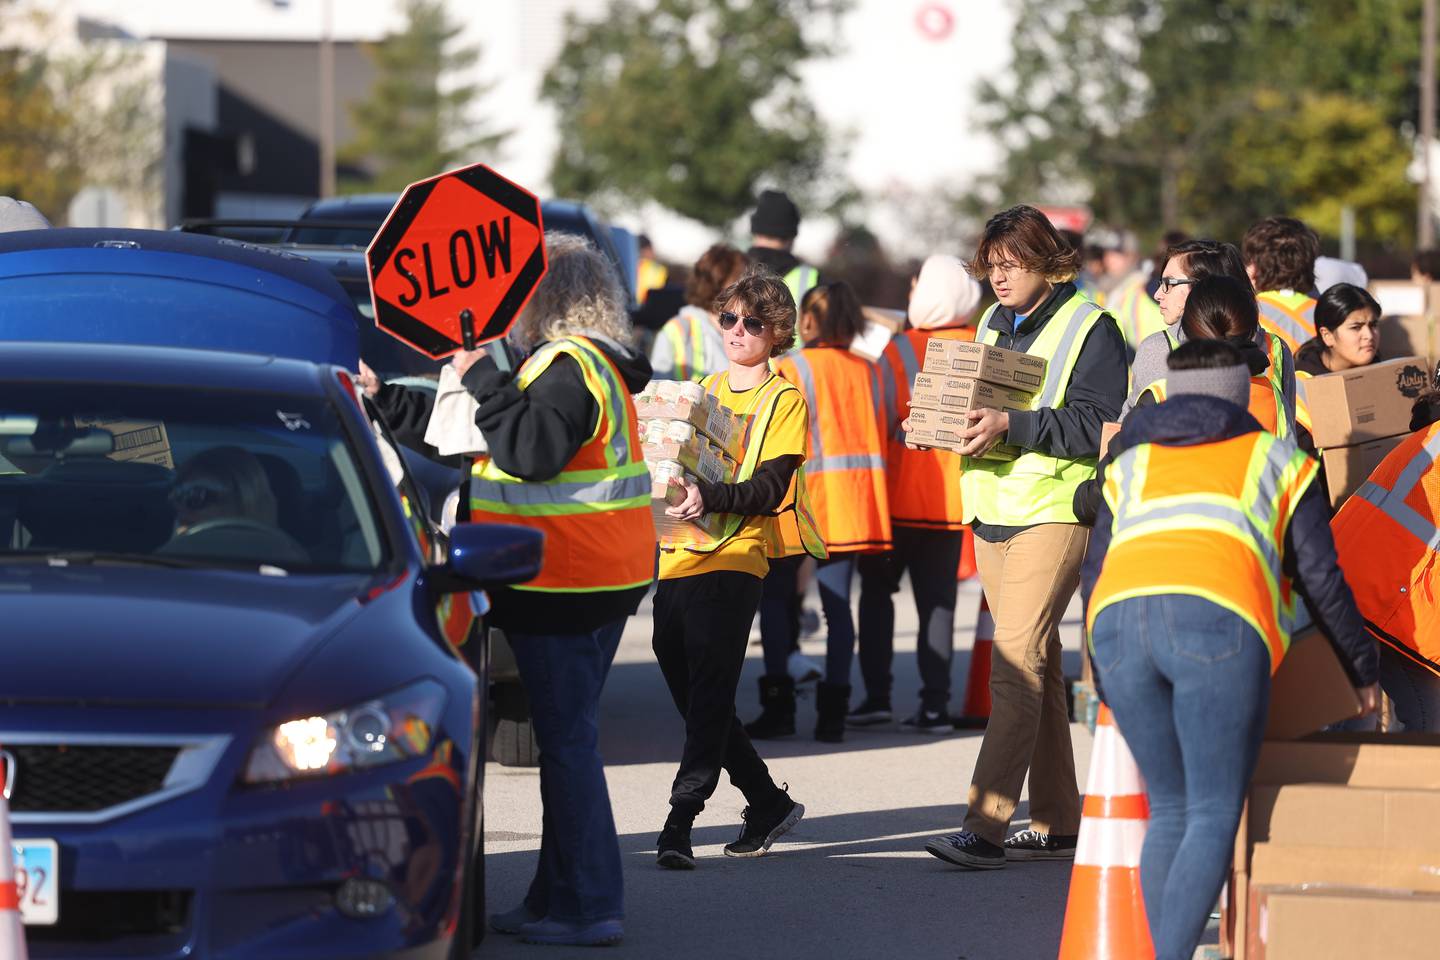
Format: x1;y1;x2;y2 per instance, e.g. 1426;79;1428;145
650;478;726;544
1099;421;1121;459
1371;280;1434;367
921;339;1046;393
1300;356;1429;448
1248;886;1440;960
636;395;740;457
1251;844;1440;894
1249;784;1440;850
643;437;734;486
1320;433;1405;509
903;407;1020;460
850;307;906;363
74;416;175;469
1264;627;1363;740
908;373;1034;416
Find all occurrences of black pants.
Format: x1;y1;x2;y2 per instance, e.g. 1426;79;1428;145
652;571;780;815
856;526;964;712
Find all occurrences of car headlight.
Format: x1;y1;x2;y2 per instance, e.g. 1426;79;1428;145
243;679;447;784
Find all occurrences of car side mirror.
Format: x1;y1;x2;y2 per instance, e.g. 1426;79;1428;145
440;522;544;588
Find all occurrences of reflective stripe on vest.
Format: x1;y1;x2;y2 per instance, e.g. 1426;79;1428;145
1331;424;1440;673
961;291;1106;525
784;265;819;305
881;328;969;530
1112;275;1165;352
470;336;655;592
664;312;708;382
1088;432;1317;673
1255;291;1317;355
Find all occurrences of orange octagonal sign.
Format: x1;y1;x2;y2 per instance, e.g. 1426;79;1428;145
367;164;546;358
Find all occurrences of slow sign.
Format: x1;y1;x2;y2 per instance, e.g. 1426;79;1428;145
367;164;547;358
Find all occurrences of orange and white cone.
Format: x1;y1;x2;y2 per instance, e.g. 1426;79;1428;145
955;592;994;728
1057;705;1153;960
0;761;27;960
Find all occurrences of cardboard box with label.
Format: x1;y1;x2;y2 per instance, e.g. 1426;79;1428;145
908;373;1035;416
650;478;726;545
903;407;1019;461
1299;356;1428;448
1320;433;1406;509
922;340;1046;393
636;394;741;458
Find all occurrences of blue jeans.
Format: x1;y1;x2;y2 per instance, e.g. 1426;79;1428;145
758;555;805;678
1091;596;1270;960
817;555;857;685
508;620;626;924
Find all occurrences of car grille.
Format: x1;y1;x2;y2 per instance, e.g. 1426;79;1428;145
8;745;179;813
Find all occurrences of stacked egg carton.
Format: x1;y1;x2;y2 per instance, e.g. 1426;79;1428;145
634;381;741;542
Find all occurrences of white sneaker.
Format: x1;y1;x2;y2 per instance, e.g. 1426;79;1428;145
787;650;822;685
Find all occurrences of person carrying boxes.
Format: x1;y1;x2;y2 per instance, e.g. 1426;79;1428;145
849;254;983;733
1080;338;1379;960
917;204;1128;870
651;268;824;870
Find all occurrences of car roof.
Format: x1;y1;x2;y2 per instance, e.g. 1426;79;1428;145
0;341;330;395
0;228;359;368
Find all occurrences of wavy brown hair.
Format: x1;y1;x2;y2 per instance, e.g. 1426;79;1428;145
1242;216;1319;293
714;268;797;357
686;244;748;309
966;204;1079;282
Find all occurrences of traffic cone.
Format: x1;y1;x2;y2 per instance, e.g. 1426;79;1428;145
0;759;28;960
957;529;977;581
1057;705;1153;960
954;592;994;728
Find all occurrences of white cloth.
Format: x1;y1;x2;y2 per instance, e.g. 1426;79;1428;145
908;255;981;330
423;365;489;458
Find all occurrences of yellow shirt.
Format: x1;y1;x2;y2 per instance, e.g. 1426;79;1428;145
658;372;809;581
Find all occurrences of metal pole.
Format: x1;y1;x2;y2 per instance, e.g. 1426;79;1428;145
319;0;336;198
1421;0;1436;249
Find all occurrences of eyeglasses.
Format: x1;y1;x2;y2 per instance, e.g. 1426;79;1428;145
718;311;768;337
984;261;1025;277
1158;276;1198;293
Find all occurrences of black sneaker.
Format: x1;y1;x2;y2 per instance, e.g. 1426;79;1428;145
846;697;892;727
900;708;955;735
924;830;1006;870
723;790;805;858
656;823;696;870
1003;829;1077;861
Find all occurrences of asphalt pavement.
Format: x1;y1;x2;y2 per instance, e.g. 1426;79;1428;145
480;575;1094;960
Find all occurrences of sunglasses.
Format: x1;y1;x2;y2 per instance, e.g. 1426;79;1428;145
718;311;768;338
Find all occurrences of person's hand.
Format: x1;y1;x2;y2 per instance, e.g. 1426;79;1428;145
1355;682;1381;717
665;477;705;522
959;407;1010;457
900;414;932;451
450;345;489;379
356;359;381;398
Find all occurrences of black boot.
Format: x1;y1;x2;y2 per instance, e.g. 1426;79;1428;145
815;682;850;743
744;675;796;739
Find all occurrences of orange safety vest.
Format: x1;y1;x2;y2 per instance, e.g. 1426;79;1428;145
777;346;892;552
1088;431;1318;674
879;327;970;530
1139;331;1291;438
1255;290;1317;356
1330;423;1440;676
469;336;656;593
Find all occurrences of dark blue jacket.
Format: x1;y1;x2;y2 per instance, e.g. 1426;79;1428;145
1080;394;1378;687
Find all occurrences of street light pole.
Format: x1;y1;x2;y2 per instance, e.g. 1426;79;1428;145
1421;0;1436;249
319;0;336;198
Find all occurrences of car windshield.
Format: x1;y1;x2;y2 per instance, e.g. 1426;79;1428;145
0;384;389;574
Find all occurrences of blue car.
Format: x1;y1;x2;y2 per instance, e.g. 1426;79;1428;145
0;233;538;958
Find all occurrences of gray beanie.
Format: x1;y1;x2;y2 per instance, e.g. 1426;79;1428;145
0;197;51;233
1166;361;1252;409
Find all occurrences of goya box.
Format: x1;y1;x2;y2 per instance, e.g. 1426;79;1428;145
909;373;1034;416
922;340;1046;393
904;407;1020;461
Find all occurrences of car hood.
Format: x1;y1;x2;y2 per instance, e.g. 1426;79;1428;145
0;566;376;707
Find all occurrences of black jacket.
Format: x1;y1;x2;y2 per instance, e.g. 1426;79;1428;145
746;246;814;284
1079;394;1379;689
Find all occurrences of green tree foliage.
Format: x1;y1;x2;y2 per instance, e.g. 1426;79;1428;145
541;0;849;229
343;0;505;191
972;0;1421;249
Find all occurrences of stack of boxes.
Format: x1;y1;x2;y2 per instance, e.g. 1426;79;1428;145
904;340;1044;461
1301;355;1429;507
634;380;740;542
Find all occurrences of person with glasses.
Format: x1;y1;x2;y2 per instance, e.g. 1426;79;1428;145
651;269;824;870
916;205;1128;871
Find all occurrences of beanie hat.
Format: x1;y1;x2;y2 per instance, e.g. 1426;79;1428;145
908;254;982;330
0;197;50;233
750;190;800;239
1165;359;1252;409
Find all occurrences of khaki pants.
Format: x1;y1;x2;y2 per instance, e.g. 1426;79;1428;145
962;523;1087;844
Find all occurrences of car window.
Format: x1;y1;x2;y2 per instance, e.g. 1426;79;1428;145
0;385;389;574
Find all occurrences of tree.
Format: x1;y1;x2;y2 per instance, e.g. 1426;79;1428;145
342;0;505;191
541;0;850;230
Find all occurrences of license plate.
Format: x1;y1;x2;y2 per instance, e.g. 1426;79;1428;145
13;840;58;925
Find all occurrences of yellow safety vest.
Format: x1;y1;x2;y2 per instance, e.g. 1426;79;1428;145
784;265;819;305
1255;290;1318;356
662;310;709;382
960;291;1108;525
1110;274;1166;355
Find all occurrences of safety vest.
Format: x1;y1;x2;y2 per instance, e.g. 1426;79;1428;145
661;309;709;382
469;336;655;593
879;327;970;530
778;347;892;552
1088;431;1318;674
663;371;826;559
1109;273;1167;355
1331;423;1440;676
637;257;669;303
960;291;1107;526
784;264;819;305
1294;370;1315;435
1256;290;1317;356
1139;332;1292;439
